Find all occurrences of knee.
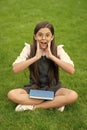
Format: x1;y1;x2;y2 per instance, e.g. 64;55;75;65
71;91;78;102
7;90;15;100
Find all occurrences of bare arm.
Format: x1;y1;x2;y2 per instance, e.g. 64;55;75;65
13;56;38;73
50;55;75;74
45;42;75;75
13;42;42;73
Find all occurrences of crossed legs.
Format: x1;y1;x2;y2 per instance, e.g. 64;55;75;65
8;87;78;110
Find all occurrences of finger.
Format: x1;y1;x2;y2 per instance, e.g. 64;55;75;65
48;41;51;49
37;41;40;50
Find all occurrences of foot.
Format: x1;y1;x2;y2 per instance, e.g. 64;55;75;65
15;104;34;112
57;106;65;112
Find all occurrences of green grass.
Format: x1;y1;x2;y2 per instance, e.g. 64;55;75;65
0;0;87;130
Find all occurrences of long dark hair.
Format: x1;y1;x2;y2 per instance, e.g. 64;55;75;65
29;21;59;87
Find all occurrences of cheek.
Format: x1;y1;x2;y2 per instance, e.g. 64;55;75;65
39;43;41;47
34;35;41;41
47;37;53;42
34;35;40;41
35;37;41;42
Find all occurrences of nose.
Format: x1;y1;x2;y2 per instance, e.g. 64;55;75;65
42;35;46;39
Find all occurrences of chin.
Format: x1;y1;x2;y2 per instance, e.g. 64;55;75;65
41;46;47;50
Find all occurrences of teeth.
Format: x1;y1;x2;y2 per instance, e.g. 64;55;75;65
41;42;46;44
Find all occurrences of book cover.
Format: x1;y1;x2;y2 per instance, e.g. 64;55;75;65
29;89;54;100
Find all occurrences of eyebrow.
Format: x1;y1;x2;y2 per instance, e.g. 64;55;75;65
38;32;52;34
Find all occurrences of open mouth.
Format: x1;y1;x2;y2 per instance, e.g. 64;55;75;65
40;42;47;45
40;42;48;49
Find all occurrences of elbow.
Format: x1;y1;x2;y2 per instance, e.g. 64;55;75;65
70;68;75;75
12;66;19;74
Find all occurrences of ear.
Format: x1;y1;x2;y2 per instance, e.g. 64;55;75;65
51;35;54;41
34;35;37;40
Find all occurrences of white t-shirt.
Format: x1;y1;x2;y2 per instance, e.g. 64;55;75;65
13;43;74;66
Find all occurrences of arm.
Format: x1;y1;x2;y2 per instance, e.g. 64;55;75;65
45;42;75;75
13;56;38;73
13;42;42;73
50;55;75;74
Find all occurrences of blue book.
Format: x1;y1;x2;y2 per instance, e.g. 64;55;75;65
29;89;54;100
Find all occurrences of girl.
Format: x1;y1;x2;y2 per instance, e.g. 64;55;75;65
8;21;78;112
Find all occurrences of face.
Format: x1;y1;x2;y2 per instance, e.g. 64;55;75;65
34;28;54;50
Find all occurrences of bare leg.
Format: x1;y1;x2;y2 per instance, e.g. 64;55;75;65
7;88;44;105
35;88;78;109
8;88;78;110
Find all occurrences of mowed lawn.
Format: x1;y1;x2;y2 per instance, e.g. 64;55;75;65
0;0;87;130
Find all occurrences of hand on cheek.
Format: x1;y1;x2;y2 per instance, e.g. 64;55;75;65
45;41;52;58
35;41;43;60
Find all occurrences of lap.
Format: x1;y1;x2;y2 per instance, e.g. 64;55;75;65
8;86;76;98
23;82;62;94
55;87;75;96
8;88;27;94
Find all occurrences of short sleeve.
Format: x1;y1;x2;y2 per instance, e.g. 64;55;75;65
57;45;74;66
12;43;30;66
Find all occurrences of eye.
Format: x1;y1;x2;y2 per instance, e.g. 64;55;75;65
46;34;50;37
38;33;42;37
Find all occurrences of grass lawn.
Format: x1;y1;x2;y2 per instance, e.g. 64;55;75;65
0;0;87;130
